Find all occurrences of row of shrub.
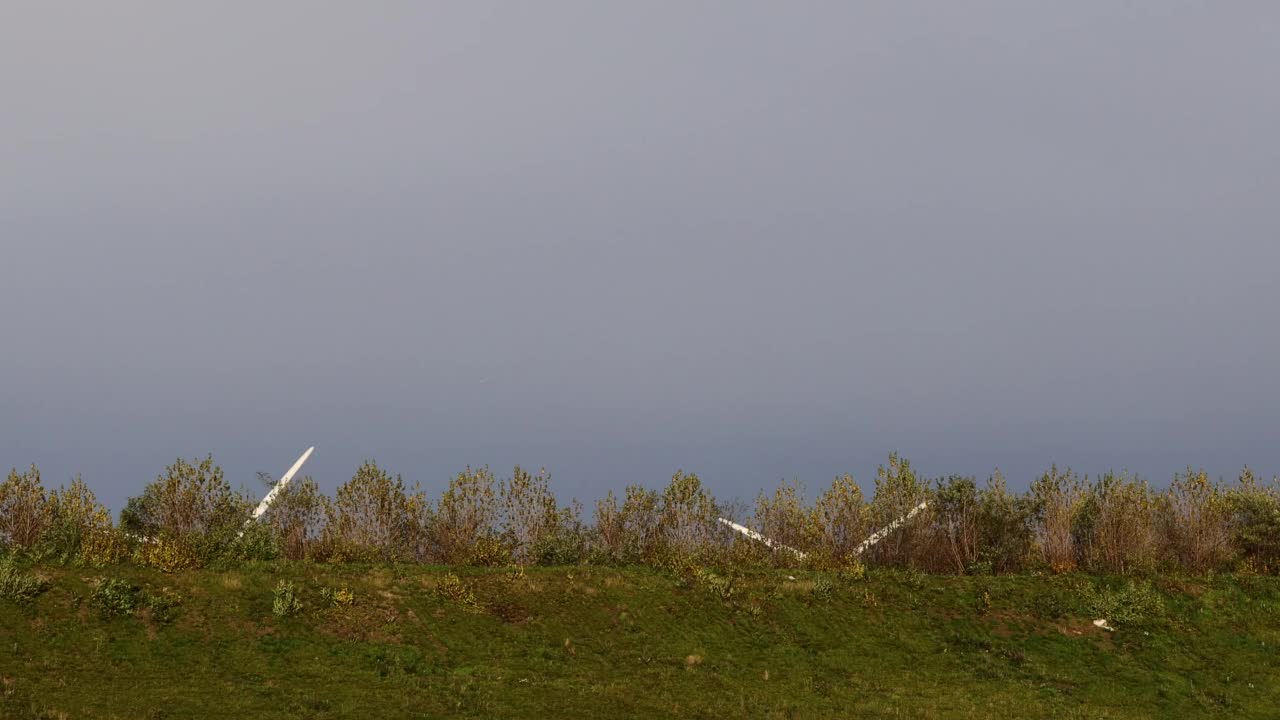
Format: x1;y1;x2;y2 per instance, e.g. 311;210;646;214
2;454;1278;575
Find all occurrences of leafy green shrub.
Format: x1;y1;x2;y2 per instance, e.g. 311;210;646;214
22;496;126;570
1082;580;1164;626
319;586;355;608
91;578;142;618
532;522;586;565
121;456;251;567
693;568;734;600
1030;591;1070;620
435;573;479;609
1228;468;1280;572
974;587;993;615
36;476;117;565
272;580;303;617
0;559;48;605
144;588;183;624
76;526;131;568
133;536;202;573
835;560;867;584
222;522;281;564
811;577;835;600
468;535;513;567
974;472;1033;573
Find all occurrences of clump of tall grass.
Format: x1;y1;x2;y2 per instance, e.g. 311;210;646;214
86;577;181;622
272;580;303;617
435;573;479;610
1082;580;1163;626
319;586;355;609
0;558;48;605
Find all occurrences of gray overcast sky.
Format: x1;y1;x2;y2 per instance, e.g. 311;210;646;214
2;2;1278;511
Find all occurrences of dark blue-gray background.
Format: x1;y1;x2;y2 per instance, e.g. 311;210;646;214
3;2;1277;512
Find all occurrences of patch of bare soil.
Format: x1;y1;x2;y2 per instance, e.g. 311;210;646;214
487;600;533;624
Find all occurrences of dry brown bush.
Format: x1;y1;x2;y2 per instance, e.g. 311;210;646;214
932;475;981;574
813;474;867;562
593;484;662;563
1029;466;1083;572
865;453;932;568
1161;468;1234;572
0;465;51;549
657;471;719;561
325;461;415;561
500;466;559;563
754;478;817;564
262;476;328;560
594;490;625;561
432;466;498;564
1080;471;1160;575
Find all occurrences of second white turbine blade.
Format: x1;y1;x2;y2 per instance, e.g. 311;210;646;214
854;501;928;556
248;446;314;524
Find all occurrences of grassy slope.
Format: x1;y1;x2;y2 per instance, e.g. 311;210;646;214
1;564;1278;719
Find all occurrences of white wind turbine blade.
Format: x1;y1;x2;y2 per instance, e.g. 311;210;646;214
718;499;928;563
244;447;314;528
854;500;928;556
717;518;808;560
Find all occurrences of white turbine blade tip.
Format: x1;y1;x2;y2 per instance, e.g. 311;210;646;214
245;447;315;527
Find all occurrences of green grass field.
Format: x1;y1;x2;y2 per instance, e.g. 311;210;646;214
2;563;1277;718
